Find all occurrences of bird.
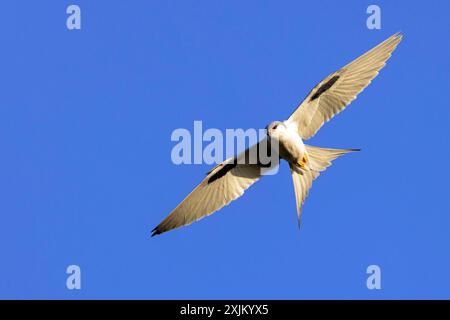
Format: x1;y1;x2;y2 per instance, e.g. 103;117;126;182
152;33;403;237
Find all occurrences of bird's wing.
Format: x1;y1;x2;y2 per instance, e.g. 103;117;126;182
152;142;271;236
287;33;402;140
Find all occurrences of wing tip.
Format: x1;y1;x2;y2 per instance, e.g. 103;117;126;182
394;31;404;39
151;226;163;237
392;31;404;44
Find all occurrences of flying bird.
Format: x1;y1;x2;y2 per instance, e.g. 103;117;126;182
152;33;402;236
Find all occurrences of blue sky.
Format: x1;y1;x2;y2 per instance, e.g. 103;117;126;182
1;1;449;299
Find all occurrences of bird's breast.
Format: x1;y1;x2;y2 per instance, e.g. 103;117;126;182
278;127;305;163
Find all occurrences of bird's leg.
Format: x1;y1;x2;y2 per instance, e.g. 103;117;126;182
297;153;309;169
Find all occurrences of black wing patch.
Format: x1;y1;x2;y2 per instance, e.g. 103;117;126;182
309;75;340;102
207;163;237;184
206;141;276;184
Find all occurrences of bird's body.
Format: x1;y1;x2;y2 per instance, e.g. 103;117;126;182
152;33;403;236
267;121;307;169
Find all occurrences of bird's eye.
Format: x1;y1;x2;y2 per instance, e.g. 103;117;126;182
273;125;278;130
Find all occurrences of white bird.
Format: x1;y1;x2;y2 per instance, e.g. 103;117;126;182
152;33;402;236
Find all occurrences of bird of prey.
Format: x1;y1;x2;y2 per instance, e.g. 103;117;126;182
152;33;402;236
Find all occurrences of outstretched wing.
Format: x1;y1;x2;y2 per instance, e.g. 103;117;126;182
152;142;271;236
287;33;402;140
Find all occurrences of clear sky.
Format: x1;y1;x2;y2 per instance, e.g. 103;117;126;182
1;1;449;299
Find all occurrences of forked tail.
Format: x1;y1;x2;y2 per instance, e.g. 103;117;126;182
290;145;360;227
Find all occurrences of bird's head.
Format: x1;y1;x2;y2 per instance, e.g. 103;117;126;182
266;121;286;139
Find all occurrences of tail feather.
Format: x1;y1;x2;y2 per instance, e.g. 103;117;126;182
305;145;360;172
290;145;359;228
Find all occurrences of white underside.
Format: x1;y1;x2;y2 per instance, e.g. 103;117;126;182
275;121;306;163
